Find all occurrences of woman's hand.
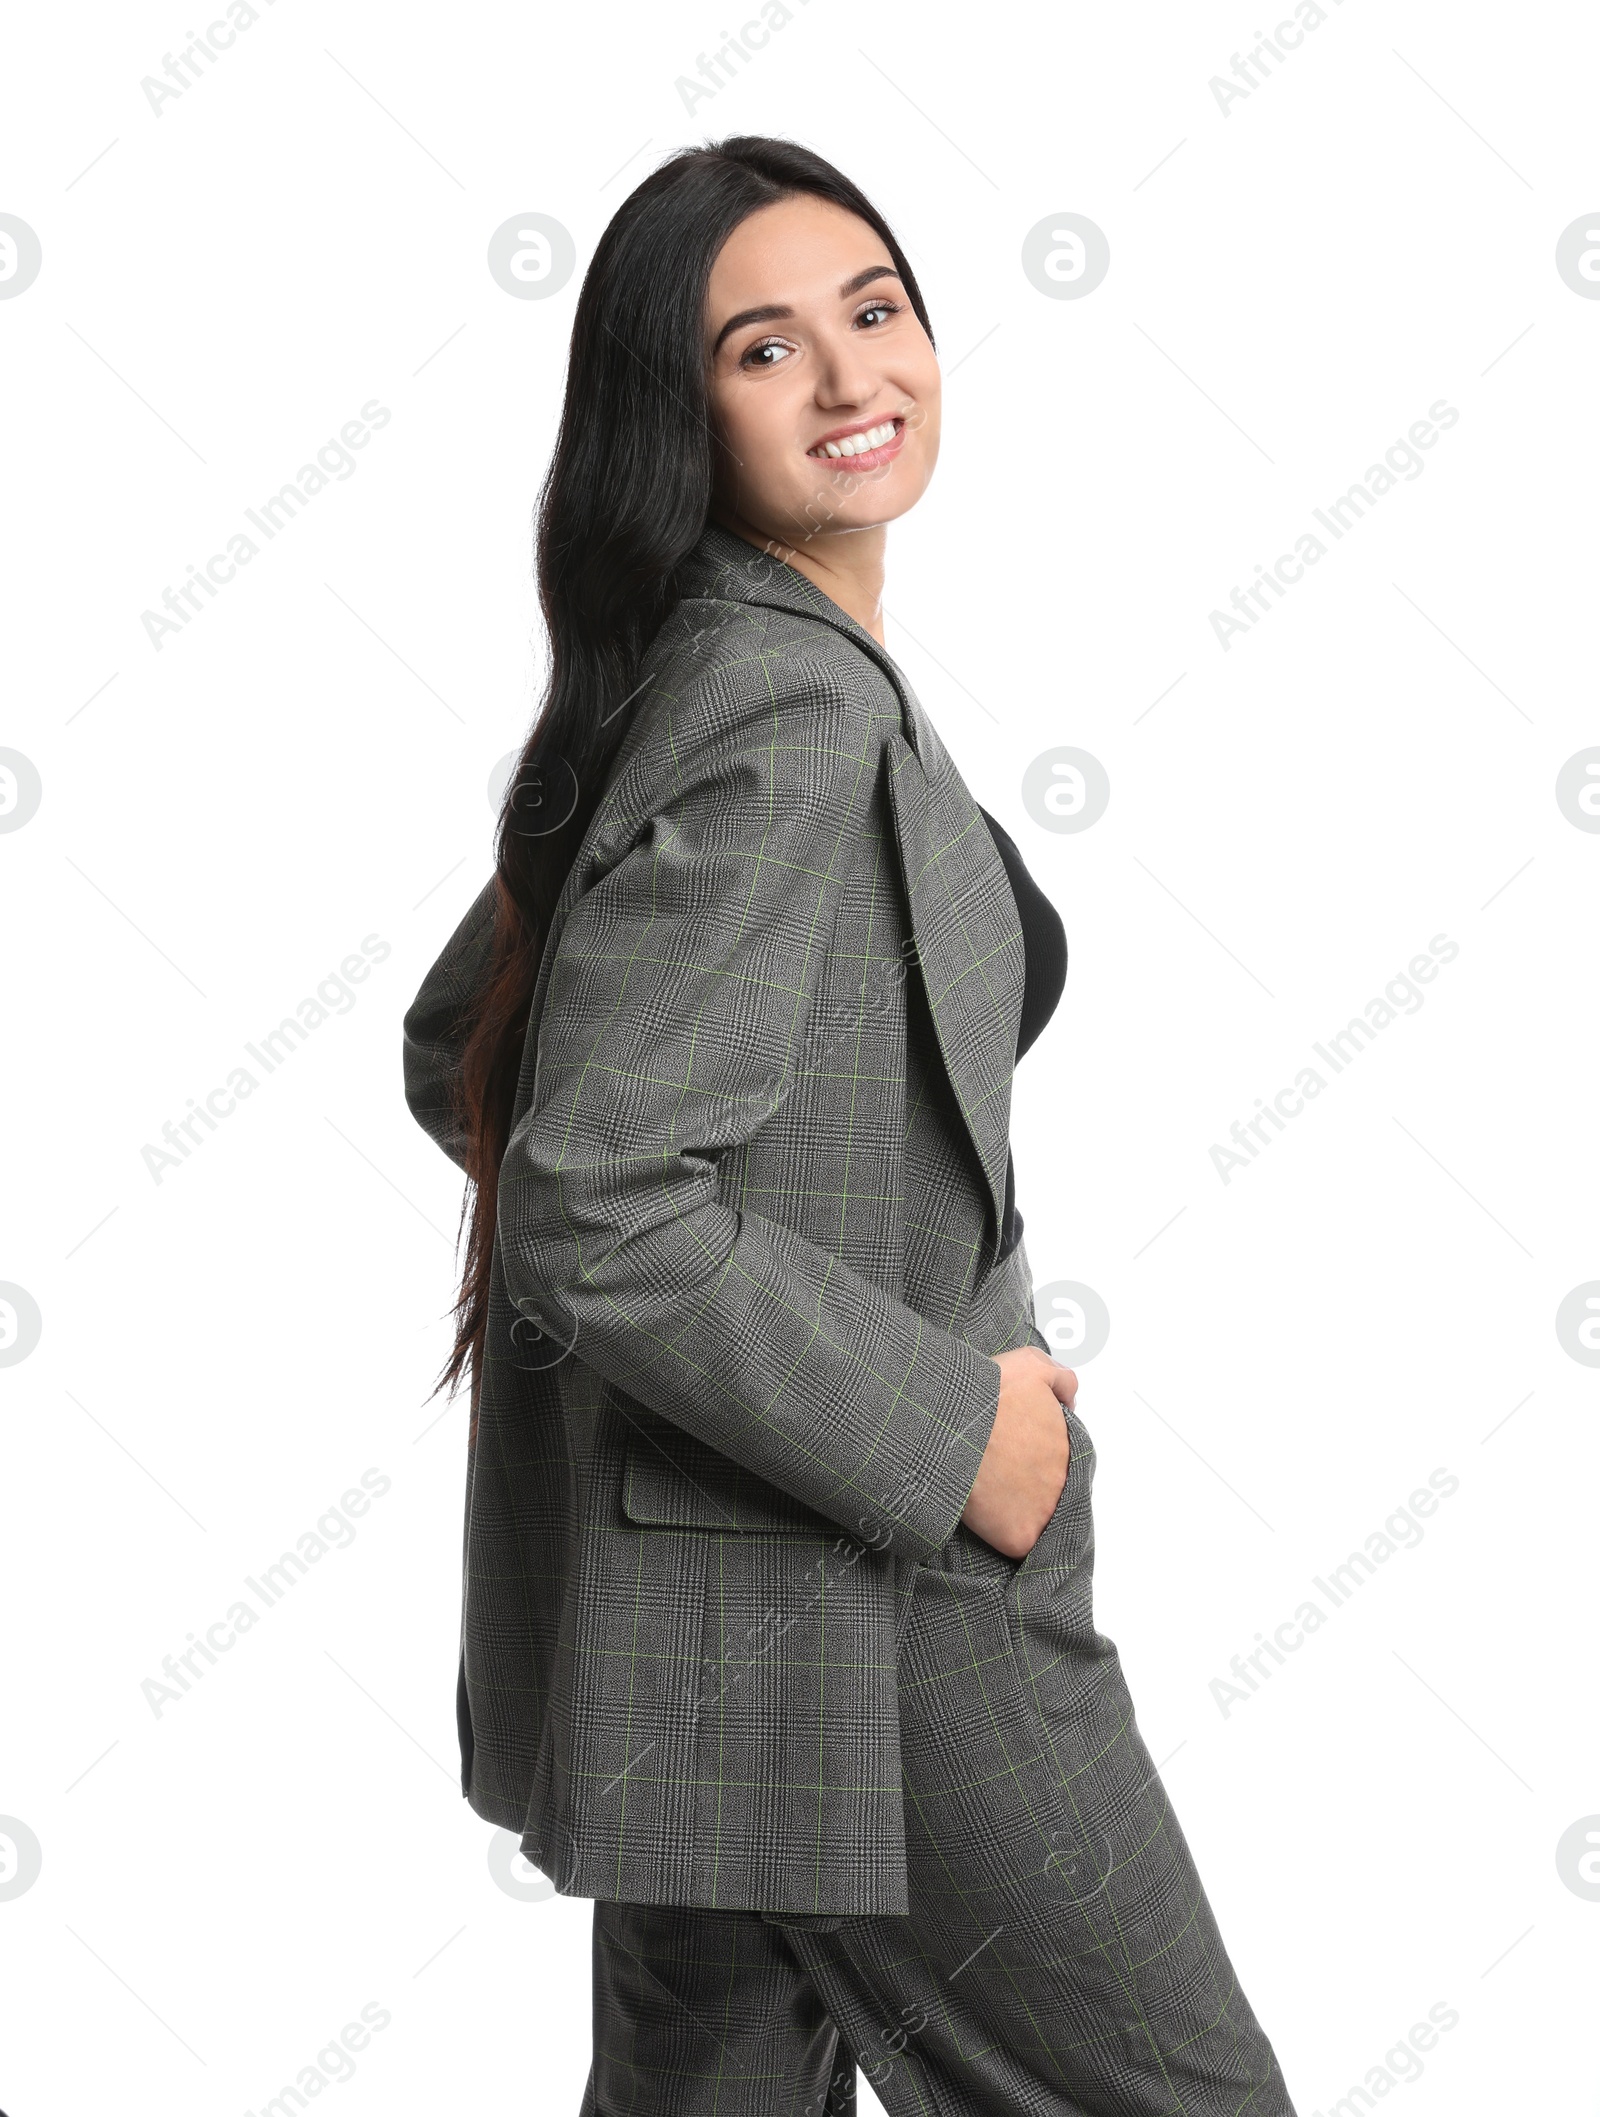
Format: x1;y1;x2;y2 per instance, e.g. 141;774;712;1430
960;1347;1078;1560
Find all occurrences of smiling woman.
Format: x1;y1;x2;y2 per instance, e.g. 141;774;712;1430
701;190;940;634
401;133;1300;2115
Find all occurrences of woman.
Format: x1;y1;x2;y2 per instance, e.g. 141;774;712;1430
403;135;1296;2116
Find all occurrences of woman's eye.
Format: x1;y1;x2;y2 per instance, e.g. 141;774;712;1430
740;337;792;370
857;300;900;328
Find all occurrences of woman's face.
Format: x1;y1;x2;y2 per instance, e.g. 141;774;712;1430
703;193;941;554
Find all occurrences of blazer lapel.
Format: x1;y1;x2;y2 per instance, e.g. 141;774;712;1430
669;524;1023;1268
882;714;1022;1268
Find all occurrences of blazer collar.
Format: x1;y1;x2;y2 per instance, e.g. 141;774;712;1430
671;521;927;764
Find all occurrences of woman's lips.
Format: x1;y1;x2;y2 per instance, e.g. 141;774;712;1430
806;416;907;471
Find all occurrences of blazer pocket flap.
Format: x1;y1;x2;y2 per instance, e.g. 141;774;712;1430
620;1419;836;1535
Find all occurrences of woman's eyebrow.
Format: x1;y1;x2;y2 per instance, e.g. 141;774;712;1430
710;265;902;357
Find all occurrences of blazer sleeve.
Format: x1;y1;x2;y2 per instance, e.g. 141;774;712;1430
401;877;498;1172
496;665;1002;1566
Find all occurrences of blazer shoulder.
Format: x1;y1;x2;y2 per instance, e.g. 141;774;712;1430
633;594;897;765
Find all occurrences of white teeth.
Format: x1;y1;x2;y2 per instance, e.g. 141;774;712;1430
814;419;899;459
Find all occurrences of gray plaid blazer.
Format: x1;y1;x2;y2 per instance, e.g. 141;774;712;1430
403;521;1051;1917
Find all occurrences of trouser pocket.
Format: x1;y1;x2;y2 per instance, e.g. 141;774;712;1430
942;1403;1091;1586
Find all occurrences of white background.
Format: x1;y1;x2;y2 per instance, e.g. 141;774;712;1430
3;1;1596;2109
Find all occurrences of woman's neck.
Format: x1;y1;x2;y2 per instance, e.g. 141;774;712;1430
709;507;888;645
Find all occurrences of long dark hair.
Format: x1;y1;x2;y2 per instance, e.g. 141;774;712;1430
432;135;936;1428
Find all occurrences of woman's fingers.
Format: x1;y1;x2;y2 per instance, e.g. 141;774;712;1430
1041;1353;1077;1411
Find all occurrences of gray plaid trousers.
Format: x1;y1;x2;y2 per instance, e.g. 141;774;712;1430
580;1408;1296;2114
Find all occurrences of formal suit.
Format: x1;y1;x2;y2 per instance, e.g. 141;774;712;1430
403;522;1296;2112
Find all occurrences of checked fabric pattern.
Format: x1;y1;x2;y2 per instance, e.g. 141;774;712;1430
402;530;1291;2117
402;522;1046;1916
580;1411;1296;2112
894;1401;1292;2112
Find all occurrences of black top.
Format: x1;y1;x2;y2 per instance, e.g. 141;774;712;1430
977;805;1066;1062
976;804;1067;1259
